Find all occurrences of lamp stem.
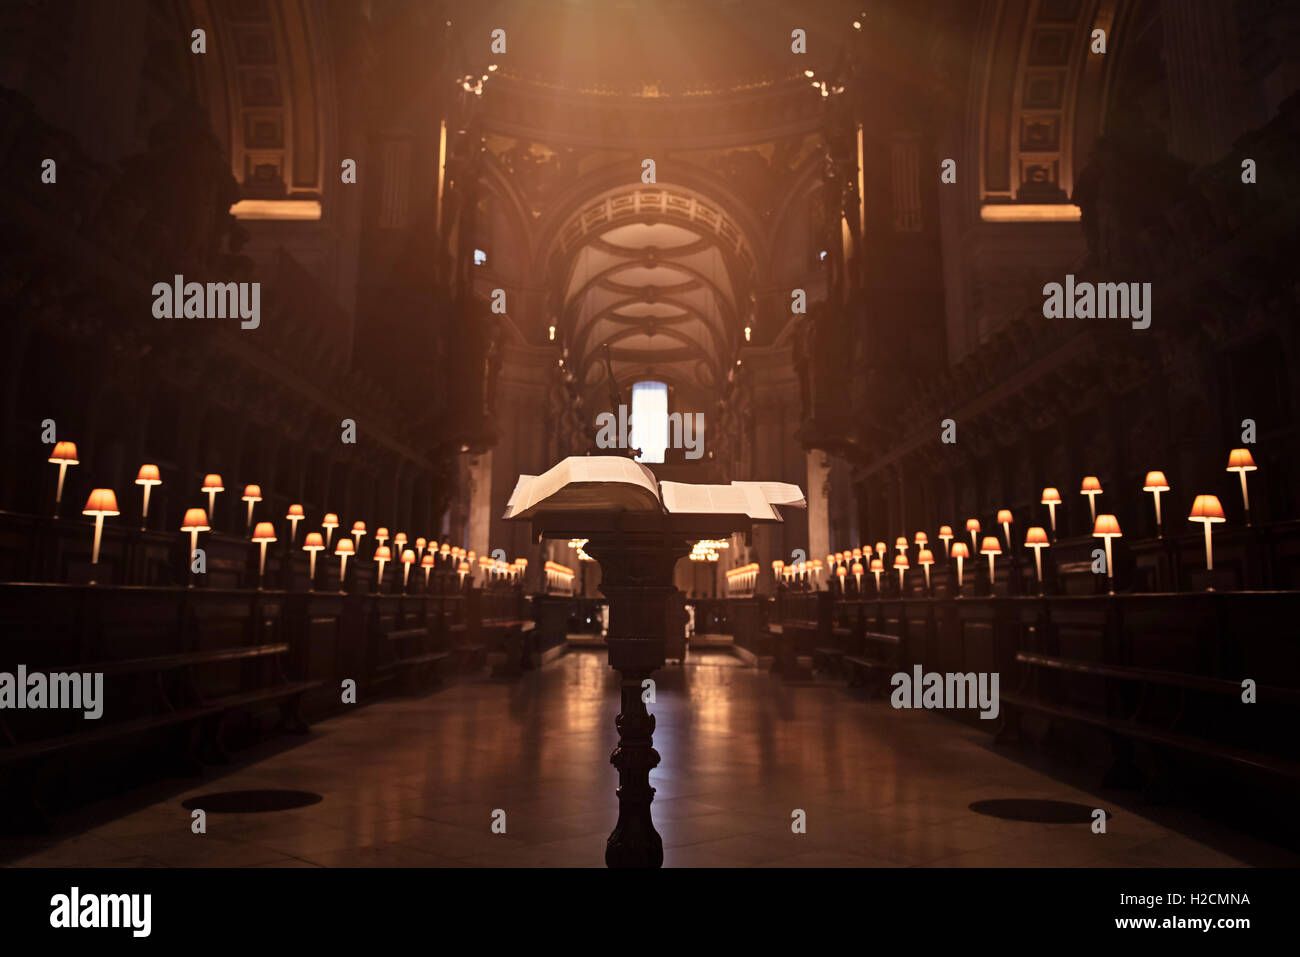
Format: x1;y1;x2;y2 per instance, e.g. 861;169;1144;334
1204;523;1214;573
1104;538;1114;595
308;551;317;584
142;484;152;529
955;557;964;597
91;514;104;565
339;554;349;592
55;463;68;516
1048;504;1057;541
1034;549;1043;587
258;542;267;587
1153;491;1162;536
1239;471;1251;525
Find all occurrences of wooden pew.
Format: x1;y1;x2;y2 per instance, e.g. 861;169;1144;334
1000;650;1300;799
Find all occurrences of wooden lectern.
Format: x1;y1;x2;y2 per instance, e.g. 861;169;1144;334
505;457;803;868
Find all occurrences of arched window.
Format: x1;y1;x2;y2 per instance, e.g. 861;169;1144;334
630;380;668;464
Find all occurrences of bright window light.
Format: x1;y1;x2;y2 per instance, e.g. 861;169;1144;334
630;380;668;464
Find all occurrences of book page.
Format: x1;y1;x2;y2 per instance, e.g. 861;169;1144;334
661;482;764;518
503;456;662;519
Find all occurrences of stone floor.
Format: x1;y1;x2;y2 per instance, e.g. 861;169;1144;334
6;648;1297;867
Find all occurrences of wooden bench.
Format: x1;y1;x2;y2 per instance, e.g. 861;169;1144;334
374;625;451;692
770;619;819;679
843;632;901;693
447;622;486;672
999;651;1300;796
486;620;537;678
0;643;323;822
813;625;853;676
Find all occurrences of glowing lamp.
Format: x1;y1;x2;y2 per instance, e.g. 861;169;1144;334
201;474;224;522
996;509;1013;549
874;542;886;559
421;551;435;588
938;525;953;556
374;544;392;591
302;532;325;585
458;560;470;587
376;527;389;547
1188;495;1226;587
416;537;426;556
851;560;863;592
181;507;210;585
1142;471;1169;537
1080;476;1102;525
914;531;928;547
351;520;367;548
48;441;79;516
241;484;262;530
895;536;908;557
135;464;161;528
836;564;846;591
1226;449;1257;524
402;549;417;589
1040;487;1061;539
950;541;970;596
1092;515;1122;595
980;536;1002;594
322;512;339;548
893;552;910;591
82;489;119;577
869;557;883;592
334;537;354;592
918;548;934;592
251;521;276;587
1024;526;1050;593
966;518;980;551
286;504;305;544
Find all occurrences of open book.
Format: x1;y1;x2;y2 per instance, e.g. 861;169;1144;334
502;456;806;522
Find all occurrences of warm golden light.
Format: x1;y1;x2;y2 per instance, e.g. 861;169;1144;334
251;521;276;542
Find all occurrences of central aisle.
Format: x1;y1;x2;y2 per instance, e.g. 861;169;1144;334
9;650;1290;867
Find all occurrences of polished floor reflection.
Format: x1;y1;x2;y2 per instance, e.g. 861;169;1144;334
7;649;1295;867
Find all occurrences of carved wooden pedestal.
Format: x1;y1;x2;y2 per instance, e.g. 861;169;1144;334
584;533;689;869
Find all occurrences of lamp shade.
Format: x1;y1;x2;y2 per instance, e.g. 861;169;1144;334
352;521;367;534
374;545;392;562
1092;514;1122;537
1142;471;1169;492
875;542;886;554
49;441;79;465
772;560;785;573
421;553;434;567
302;532;324;550
181;507;210;532
1080;476;1102;493
334;538;355;556
1025;526;1049;546
322;513;339;528
950;542;969;559
851;561;863;575
825;553;835;566
402;549;417;564
895;536;908;549
201;473;224;492
996;509;1012;525
83;489;119;516
242;484;262;501
914;531;928;545
286;504;305;519
1226;449;1257;472
852;547;863;560
979;536;1002;555
1040;487;1061;505
251;521;276;542
440;544;450;556
135;464;161;485
918;549;934;565
1189;495;1226;523
869;558;883;572
938;525;953;537
833;552;843;564
416;537;426;551
966;518;980;532
894;554;910;569
377;526;390;539
459;561;470;573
